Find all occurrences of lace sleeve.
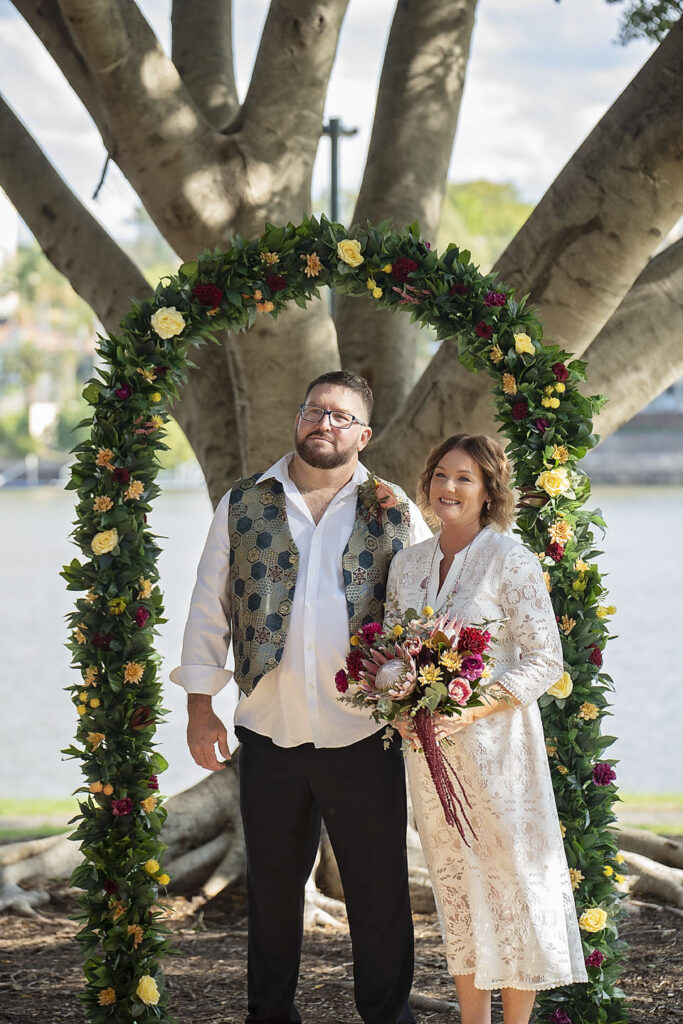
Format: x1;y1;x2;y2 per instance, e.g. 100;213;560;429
495;543;564;709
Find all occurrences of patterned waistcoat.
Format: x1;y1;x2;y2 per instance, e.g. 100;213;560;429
227;473;411;695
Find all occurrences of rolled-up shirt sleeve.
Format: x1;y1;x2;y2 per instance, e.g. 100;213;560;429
169;491;234;695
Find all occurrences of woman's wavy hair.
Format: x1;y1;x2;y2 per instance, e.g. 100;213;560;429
417;433;516;531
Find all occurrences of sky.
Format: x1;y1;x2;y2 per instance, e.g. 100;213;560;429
0;0;656;245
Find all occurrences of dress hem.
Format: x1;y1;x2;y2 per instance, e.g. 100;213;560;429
448;972;588;992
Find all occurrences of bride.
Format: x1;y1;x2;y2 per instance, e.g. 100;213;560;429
385;434;587;1024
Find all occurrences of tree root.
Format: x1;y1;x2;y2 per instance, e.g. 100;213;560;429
622;850;683;909
615;827;683;869
0;881;52;918
331;979;457;1011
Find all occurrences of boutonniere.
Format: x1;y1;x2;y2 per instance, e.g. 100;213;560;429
358;475;400;524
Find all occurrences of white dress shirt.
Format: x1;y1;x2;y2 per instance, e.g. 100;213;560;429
170;454;432;748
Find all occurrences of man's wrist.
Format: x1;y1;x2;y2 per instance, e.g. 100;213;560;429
188;692;213;713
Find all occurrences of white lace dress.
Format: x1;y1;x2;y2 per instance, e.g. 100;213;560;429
385;527;587;990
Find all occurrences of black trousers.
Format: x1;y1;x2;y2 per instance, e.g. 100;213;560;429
237;726;416;1024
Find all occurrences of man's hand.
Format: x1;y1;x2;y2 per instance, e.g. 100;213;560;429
187;694;231;771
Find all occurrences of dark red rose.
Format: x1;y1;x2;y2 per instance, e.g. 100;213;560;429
511;400;528;421
475;322;493;339
585;949;606;968
552;362;569;382
115;385;132;400
112;468;130;484
346;648;364;681
450;282;469;296
130;706;154;730
92;632;112;650
484;290;506;307
457;627;491;656
546;542;565;562
112;798;134;816
266;274;287;292
589;643;603;667
335;670;349;693
135;607;150;628
155;366;170;378
549;1012;572;1024
534;418;550;433
592;762;616;786
147;775;159;790
103;880;119;894
391;257;419;282
192;283;223;308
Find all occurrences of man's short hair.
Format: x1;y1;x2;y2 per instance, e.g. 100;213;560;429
304;370;374;422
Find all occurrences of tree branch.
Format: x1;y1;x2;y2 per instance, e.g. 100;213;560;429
0;93;148;333
335;0;479;430
10;0;112;146
585;237;683;438
240;0;350;177
493;17;683;355
171;0;240;130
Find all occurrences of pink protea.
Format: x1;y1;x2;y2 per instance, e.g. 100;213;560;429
359;644;416;697
430;614;463;645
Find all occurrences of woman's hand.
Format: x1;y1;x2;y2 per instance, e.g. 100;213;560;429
395;715;421;750
433;709;477;742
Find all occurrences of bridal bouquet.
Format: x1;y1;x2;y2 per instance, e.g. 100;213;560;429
336;610;498;843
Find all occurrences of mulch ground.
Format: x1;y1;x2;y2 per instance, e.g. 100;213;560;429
0;888;681;1024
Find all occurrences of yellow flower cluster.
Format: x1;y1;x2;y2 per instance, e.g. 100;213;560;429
141;795;158;814
97;988;117;1006
501;372;517;396
84;666;98;687
96;447;115;469
574;559;589;572
366;278;383;299
124;479;145;501
137;366;157;383
559;615;576;635
545;739;557;757
596;604;617;619
138;577;153;600
542;396;560;409
127;924;144;949
549;519;573;544
74;626;87;645
552;444;570;464
578;702;599;721
489;344;503;364
87;732;105;750
303;253;322;278
569;868;584;890
557;764;569;775
260;251;279;265
93;495;113;513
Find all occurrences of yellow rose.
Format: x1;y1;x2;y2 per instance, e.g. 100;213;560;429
536;467;570;498
157;873;170;885
91;528;119;556
150;306;185;339
144;859;160;875
337;238;364;267
547;671;573;699
579;907;608;933
514;332;535;355
136;975;160;1006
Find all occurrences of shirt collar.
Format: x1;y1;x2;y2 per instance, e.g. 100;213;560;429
260;453;369;498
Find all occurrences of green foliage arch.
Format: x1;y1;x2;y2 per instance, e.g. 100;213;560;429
63;216;626;1023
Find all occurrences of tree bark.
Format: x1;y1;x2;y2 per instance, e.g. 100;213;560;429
335;0;479;430
0;95;149;333
586;238;683;436
171;0;240;130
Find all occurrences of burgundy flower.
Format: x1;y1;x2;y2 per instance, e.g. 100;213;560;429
192;283;223;308
459;653;484;681
112;468;130;484
346;648;364;681
103;880;119;895
450;282;469;296
335;670;349;693
552;362;569;382
391;257;419;282
266;274;287;292
155;366;170;378
546;542;565;562
589;644;603;667
115;385;132;400
549;1012;572;1024
511;400;529;421
134;607;150;628
147;775;159;790
130;706;155;730
475;322;493;339
112;798;134;816
484;290;506;307
92;632;112;650
534;418;550;433
592;762;617;786
359;622;383;644
457;627;491;656
585;949;606;967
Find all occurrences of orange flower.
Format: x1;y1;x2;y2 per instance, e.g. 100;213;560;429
303;253;322;278
260;251;279;265
87;732;105;750
124;479;145;501
96;448;115;469
127;924;144;949
124;661;144;684
97;988;116;1006
256;301;275;314
93;495;113;513
501;372;517;396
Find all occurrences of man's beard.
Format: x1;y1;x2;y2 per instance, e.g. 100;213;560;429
294;430;356;470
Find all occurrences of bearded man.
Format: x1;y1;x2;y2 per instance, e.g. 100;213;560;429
171;370;431;1024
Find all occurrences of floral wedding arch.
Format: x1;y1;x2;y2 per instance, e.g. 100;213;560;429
63;218;626;1024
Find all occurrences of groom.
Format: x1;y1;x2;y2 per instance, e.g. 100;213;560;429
171;370;431;1024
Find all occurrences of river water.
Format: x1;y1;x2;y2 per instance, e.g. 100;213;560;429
0;485;681;800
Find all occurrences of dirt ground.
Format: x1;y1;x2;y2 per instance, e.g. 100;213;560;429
0;887;681;1024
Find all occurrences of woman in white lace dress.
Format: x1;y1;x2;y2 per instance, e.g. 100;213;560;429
385;434;587;1024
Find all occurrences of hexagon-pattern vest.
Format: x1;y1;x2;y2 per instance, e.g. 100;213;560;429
227;473;411;695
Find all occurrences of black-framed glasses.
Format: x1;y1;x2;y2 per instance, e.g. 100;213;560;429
299;404;366;430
